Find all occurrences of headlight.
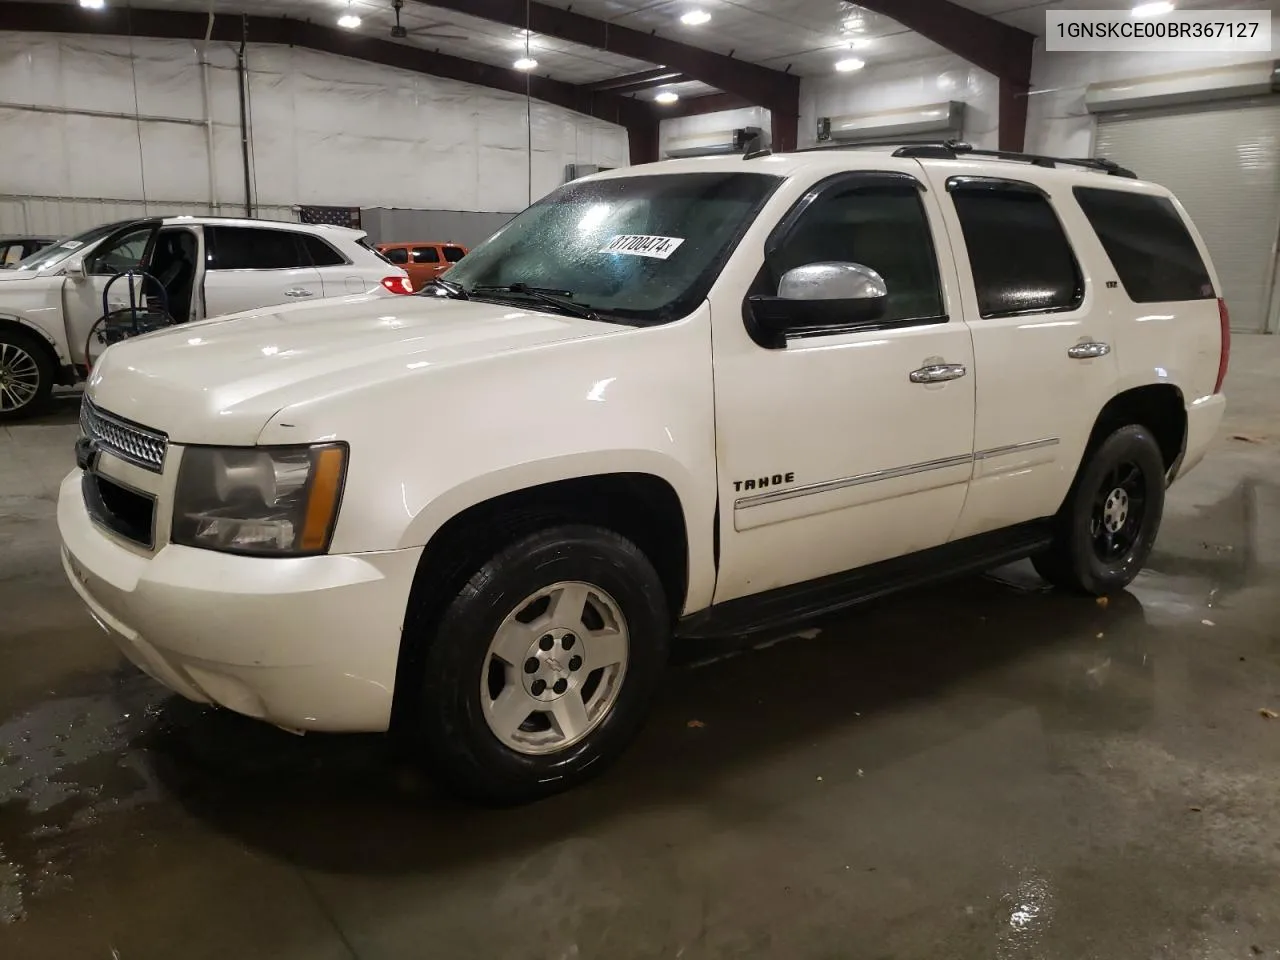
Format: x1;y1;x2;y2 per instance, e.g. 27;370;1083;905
172;444;347;556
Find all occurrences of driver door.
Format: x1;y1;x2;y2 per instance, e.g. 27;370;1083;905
711;171;977;603
62;222;157;365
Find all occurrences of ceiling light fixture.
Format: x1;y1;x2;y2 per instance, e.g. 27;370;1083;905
655;90;680;104
835;57;865;72
1131;1;1174;16
337;4;361;29
78;0;106;8
513;57;538;70
680;10;711;26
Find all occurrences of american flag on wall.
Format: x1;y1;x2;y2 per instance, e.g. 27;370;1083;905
298;206;362;229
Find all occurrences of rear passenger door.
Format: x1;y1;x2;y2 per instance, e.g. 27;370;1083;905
411;245;445;287
302;233;366;296
921;165;1119;539
202;226;324;317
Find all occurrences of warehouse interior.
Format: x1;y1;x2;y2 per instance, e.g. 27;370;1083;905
3;0;1280;957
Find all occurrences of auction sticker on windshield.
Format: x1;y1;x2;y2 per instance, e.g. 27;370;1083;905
600;235;685;259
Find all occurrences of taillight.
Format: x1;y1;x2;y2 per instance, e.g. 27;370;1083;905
1215;297;1230;394
381;276;413;295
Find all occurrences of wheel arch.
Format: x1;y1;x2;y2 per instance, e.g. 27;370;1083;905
1087;382;1187;475
390;469;694;731
0;315;66;367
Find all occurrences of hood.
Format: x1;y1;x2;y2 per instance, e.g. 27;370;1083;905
88;294;621;444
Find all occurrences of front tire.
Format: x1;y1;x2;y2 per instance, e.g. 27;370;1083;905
0;329;54;421
415;524;670;805
1033;424;1166;595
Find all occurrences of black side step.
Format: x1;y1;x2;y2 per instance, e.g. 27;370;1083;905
676;520;1054;640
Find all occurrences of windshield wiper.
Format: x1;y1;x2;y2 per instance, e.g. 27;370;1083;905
471;282;600;321
423;277;468;299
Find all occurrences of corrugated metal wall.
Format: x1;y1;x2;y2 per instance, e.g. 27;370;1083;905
0;196;296;236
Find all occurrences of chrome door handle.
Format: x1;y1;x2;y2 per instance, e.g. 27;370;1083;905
284;288;315;298
909;363;967;384
1067;341;1110;359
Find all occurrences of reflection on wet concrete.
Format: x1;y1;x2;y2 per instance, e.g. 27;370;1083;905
3;367;1280;957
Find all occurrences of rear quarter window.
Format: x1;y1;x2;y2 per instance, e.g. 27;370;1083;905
1073;187;1214;302
381;246;409;265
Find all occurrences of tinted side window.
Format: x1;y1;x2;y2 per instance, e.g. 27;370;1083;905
206;227;307;270
303;234;347;267
1073;187;1213;302
771;183;944;323
442;245;466;263
949;183;1082;318
381;247;409;265
412;246;441;264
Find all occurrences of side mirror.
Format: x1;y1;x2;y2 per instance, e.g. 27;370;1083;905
747;262;888;348
64;256;87;280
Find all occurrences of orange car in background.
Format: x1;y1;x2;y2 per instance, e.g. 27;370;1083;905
376;241;468;291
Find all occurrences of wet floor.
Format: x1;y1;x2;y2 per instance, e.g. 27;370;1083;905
2;341;1279;960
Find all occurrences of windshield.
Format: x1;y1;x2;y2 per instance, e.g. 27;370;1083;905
13;220;135;273
442;171;780;324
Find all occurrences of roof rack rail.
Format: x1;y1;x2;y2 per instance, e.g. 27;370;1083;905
791;137;964;154
891;141;1138;178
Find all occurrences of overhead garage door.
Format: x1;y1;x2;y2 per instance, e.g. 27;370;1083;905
1095;99;1280;333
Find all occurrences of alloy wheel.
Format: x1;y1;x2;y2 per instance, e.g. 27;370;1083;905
480;580;629;755
0;342;40;413
1090;460;1147;562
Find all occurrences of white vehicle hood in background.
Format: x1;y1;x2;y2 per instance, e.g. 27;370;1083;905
87;295;624;444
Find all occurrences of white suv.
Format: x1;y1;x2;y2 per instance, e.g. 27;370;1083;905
57;144;1228;804
0;216;410;418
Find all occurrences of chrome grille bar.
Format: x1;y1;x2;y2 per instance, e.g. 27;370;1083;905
80;397;168;473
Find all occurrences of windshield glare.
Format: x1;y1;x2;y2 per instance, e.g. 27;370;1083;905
443;171;780;323
14;221;133;273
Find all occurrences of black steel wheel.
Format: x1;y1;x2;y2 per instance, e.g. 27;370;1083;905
1033;425;1166;595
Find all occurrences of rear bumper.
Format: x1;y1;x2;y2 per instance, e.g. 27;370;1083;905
1174;393;1227;481
57;468;421;732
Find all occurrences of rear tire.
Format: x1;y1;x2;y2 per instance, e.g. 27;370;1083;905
414;524;670;805
1033;424;1165;595
0;328;54;421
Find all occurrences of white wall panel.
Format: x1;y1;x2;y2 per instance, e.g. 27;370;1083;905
0;31;628;231
800;54;999;150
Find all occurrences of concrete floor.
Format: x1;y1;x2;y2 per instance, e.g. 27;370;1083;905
2;340;1279;960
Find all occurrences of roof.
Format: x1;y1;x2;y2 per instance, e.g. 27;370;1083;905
153;215;365;236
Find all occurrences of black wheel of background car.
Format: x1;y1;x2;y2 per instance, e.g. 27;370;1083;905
1033;424;1166;595
415;524;670;805
0;328;54;421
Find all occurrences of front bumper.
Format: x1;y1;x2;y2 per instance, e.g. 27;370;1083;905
57;468;421;732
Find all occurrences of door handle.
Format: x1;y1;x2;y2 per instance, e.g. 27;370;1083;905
1067;341;1110;359
909;362;967;384
284;288;315;298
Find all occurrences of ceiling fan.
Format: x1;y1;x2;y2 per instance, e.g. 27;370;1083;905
389;0;469;41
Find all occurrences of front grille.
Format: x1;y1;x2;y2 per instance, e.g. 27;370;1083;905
82;472;156;548
80;398;168;473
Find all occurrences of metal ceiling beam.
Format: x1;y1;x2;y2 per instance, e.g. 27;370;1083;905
412;0;799;111
0;2;657;130
588;68;686;95
846;0;1033;151
846;0;1034;84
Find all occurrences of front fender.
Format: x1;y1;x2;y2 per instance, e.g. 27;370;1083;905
260;306;720;612
0;277;71;363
